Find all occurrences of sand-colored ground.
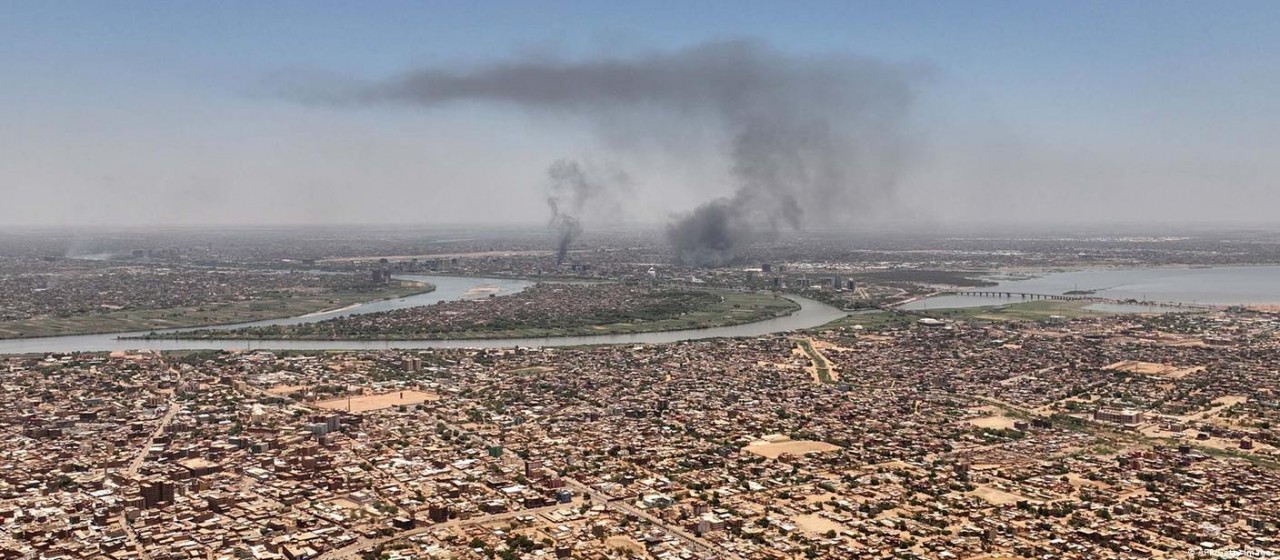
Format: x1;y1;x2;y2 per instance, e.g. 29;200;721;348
802;492;838;504
793;339;840;383
1175;395;1248;422
1104;360;1204;379
327;498;362;509
859;460;912;472
812;340;853;353
1150;426;1274;454
1211;395;1247;406
968;484;1030;506
314;389;439;412
604;536;646;555
267;384;309;395
968;414;1018;430
462;285;503;299
792;513;847;535
1064;473;1109;490
744;436;840;459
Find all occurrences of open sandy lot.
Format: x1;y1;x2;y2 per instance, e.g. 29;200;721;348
267;384;308;395
604;536;646;555
1105;360;1203;379
792;513;846;535
463;285;503;299
314;389;439;412
968;414;1018;430
969;484;1030;506
745;436;840;459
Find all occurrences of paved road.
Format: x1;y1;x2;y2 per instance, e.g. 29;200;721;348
127;399;179;476
119;367;182;560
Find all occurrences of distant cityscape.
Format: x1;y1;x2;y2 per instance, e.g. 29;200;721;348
0;227;1278;559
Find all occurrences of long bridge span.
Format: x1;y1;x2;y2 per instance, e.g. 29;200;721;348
955;291;1091;301
932;290;1214;310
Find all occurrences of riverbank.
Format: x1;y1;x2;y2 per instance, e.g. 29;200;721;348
138;289;799;341
0;276;845;353
903;264;1280;311
0;280;434;340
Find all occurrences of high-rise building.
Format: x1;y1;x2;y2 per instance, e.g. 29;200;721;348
140;479;175;509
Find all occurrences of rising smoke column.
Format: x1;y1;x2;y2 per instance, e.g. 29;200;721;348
546;159;622;265
307;40;916;266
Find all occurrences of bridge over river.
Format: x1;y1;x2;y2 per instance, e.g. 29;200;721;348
933;290;1216;310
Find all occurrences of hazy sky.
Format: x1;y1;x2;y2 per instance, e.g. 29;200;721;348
3;1;1278;228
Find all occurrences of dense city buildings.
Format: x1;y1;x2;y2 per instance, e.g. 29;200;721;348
3;301;1278;558
7;1;1280;556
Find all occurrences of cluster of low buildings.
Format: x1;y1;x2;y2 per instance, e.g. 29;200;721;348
0;258;378;323
1;306;1279;559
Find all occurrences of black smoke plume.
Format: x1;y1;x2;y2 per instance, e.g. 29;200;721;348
546;159;616;265
303;39;916;266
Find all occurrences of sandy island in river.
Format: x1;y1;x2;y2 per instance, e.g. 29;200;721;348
462;285;503;299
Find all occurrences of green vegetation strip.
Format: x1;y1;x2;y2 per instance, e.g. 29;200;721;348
816;311;917;331
0;280;433;339
796;339;836;383
923;300;1105;321
152;289;799;341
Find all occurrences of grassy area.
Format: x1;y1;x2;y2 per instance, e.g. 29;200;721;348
815;310;918;331
164;289;799;340
795;339;836;383
818;299;1206;333
363;290;799;340
0;280;433;339
923;300;1105;321
813;301;1106;332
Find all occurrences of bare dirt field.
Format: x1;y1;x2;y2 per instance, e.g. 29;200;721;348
462;285;503;299
803;492;838;504
792;513;846;535
1104;360;1203;379
604;536;646;555
968;414;1018;430
969;484;1031;506
1177;395;1248;422
267;384;308;395
744;435;841;459
793;339;839;383
314;390;439;412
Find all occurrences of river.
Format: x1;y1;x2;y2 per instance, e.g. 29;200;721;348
902;265;1280;310
0;275;848;354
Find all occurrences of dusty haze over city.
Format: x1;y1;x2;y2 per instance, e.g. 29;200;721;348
4;4;1280;560
4;2;1280;230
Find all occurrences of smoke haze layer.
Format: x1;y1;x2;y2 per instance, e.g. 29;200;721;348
316;39;917;266
546;159;627;265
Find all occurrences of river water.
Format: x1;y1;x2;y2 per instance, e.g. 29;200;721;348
902;265;1280;310
0;275;847;354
